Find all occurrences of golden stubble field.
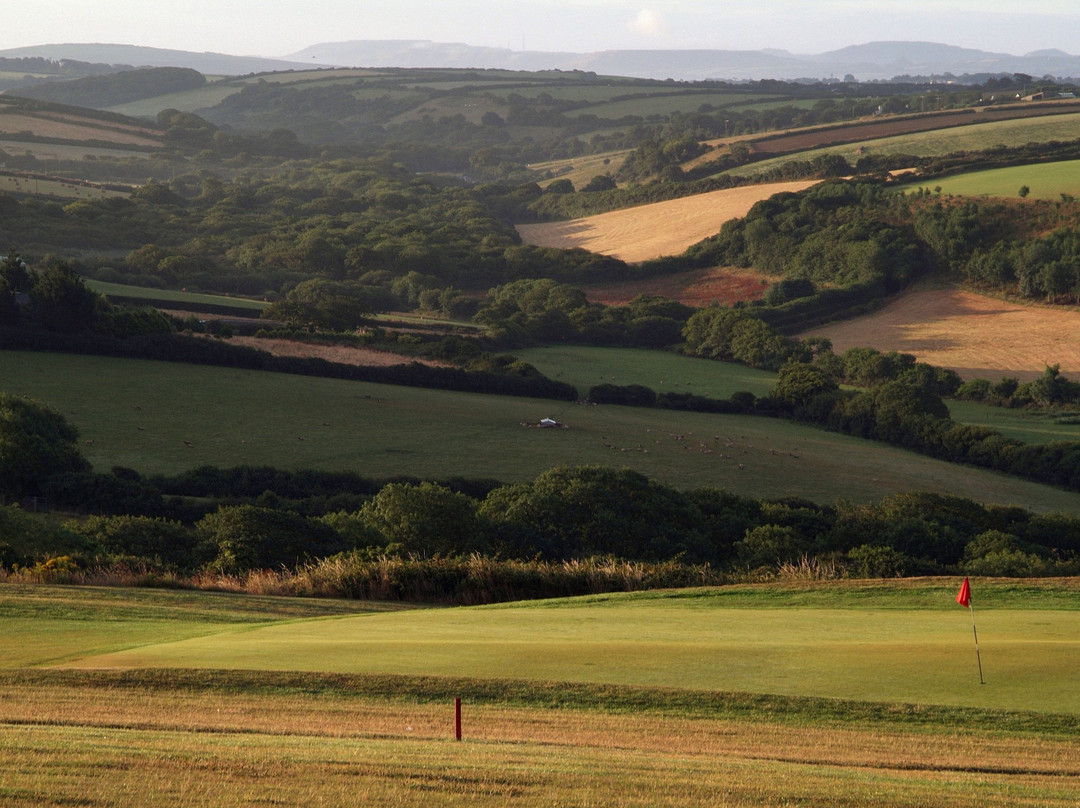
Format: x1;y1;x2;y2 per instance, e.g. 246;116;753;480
0;110;161;148
802;287;1080;380
516;181;818;263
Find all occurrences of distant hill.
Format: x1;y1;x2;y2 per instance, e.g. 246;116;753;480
3;40;1080;84
285;39;1080;82
0;43;311;76
14;67;207;107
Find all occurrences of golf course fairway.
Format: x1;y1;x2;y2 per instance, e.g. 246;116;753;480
57;583;1080;713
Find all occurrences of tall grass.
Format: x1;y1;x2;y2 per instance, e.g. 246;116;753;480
0;554;734;604
193;554;734;604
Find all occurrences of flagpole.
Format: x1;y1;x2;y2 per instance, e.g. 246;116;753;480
957;577;985;685
967;593;985;685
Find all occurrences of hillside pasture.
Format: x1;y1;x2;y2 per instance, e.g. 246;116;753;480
0;172;131;200
514;346;778;398
527;150;633;188
725;110;1080;179
106;83;245;117
86;279;269;311
0;109;161;148
516;180;817;262
800;287;1080;381
948;399;1080;444
922;158;1080;199
6;349;1080;509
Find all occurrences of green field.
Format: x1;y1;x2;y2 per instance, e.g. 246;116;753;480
106;84;245;116
8;349;1080;508
924;158;1080;199
949;398;1080;443
85;279;270;311
515;345;779;398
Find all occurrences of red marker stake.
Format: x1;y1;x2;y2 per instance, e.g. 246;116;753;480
455;697;462;741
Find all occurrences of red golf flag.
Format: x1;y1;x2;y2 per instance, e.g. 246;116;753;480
956;577;971;608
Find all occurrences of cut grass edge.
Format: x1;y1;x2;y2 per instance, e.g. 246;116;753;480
9;667;1078;738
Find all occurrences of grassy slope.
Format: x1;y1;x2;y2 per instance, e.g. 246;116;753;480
948;399;1080;443
7;349;1080;508
0;583;400;667
85;279;269;311
514;346;779;398
926;158;1080;199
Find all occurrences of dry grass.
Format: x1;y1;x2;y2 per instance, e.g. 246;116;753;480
1;679;1077;807
801;287;1080;380
516;181;817;262
584;266;774;307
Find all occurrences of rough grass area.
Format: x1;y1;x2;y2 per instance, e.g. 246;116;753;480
801;287;1080;381
8;349;1080;508
4;673;1077;808
515;180;817;262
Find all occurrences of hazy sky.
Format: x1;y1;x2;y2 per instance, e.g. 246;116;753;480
9;1;1080;57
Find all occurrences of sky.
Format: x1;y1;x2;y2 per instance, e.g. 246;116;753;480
8;1;1080;58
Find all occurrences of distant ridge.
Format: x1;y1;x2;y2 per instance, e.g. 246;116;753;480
285;39;1080;81
0;43;312;76
3;40;1080;82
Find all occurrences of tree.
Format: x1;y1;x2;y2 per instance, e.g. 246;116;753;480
0;252;32;326
580;174;616;193
197;505;346;574
264;279;371;330
772;362;839;409
360;482;482;557
0;393;90;500
29;261;99;333
479;466;710;561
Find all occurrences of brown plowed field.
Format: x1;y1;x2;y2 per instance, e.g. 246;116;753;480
224;336;452;368
516;180;817;263
584;267;774;307
800;288;1080;381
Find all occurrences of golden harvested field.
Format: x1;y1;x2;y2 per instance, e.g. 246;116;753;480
516;181;817;262
0;110;161;147
801;288;1080;380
